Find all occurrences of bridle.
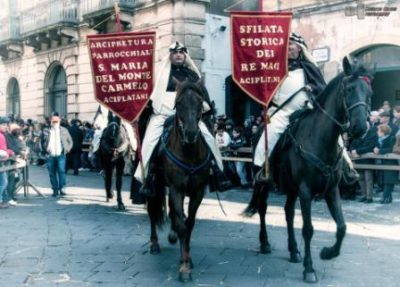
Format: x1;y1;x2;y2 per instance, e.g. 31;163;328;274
310;75;371;133
175;91;203;144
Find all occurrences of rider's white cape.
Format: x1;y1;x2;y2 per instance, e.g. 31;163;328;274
134;54;223;182
254;68;309;167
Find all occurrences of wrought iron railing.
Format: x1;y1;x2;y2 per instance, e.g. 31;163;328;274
19;0;80;35
81;0;135;16
0;16;21;42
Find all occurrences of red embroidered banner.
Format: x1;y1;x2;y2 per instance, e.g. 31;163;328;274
231;12;292;107
87;31;155;122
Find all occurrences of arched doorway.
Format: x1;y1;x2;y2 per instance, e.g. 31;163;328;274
45;64;68;117
6;78;20;118
352;44;400;110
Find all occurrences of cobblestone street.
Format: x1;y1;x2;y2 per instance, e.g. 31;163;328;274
0;166;399;287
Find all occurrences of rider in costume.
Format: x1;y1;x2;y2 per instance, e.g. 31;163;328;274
135;41;226;197
254;32;358;184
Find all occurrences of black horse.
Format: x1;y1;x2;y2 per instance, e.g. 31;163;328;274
244;57;373;283
147;82;211;282
98;112;130;210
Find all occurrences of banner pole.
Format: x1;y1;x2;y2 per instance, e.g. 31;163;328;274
263;108;269;178
133;121;145;182
259;0;263;12
114;2;123;33
259;0;268;178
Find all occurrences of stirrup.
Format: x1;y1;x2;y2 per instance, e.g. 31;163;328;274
342;164;359;186
254;167;269;185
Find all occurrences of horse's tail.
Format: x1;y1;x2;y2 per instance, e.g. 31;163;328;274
147;179;166;228
242;182;266;217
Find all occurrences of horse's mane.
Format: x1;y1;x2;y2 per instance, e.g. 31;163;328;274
175;81;205;105
315;73;344;106
316;62;372;106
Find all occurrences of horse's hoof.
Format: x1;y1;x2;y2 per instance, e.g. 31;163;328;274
289;252;302;263
179;271;192;282
118;203;126;211
303;271;318;283
168;232;178;245
260;243;271;254
320;247;338;260
150;244;160;254
106;192;114;199
180;259;194;269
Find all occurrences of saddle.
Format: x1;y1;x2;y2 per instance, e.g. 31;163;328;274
272;108;313;156
158;115;175;156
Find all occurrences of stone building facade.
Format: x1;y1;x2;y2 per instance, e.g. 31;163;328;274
0;0;211;122
1;0;399;124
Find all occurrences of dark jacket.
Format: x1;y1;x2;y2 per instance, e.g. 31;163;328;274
68;125;84;152
42;126;73;155
376;135;398;185
349;126;377;164
5;132;27;156
289;58;326;96
229;135;247;157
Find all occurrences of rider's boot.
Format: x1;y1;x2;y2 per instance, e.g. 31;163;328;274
130;177;147;204
138;142;161;198
342;159;359;185
209;160;232;192
139;162;157;198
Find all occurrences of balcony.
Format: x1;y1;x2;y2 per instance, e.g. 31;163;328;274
81;0;135;32
20;0;79;51
0;17;23;60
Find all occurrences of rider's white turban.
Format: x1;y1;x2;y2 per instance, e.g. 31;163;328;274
290;32;318;67
150;41;201;105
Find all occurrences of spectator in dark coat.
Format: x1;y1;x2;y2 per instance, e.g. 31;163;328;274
5;123;27;204
374;124;397;204
350;122;378;203
379;111;398;136
229;127;248;187
68;119;84;175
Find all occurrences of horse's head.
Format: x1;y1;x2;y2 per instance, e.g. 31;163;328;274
342;56;373;138
104;112;123;148
175;81;205;144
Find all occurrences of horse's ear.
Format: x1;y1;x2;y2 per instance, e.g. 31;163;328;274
115;116;121;125
107;111;113;123
195;78;203;86
343;56;353;76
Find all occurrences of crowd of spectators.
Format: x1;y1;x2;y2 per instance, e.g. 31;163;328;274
347;101;400;204
214;101;400;200
0;114;101;208
214;112;265;188
1;99;399;206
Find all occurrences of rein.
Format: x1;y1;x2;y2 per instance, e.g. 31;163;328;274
287;126;343;198
309;77;368;133
270;87;305;119
164;143;210;175
161;116;210;176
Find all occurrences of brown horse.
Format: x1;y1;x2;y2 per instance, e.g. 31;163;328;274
244;57;373;282
147;82;211;281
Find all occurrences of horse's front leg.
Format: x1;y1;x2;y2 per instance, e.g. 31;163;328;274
320;186;346;260
284;187;302;263
257;183;271;254
299;182;317;283
179;188;204;281
168;188;190;281
115;158;125;210
104;163;114;201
